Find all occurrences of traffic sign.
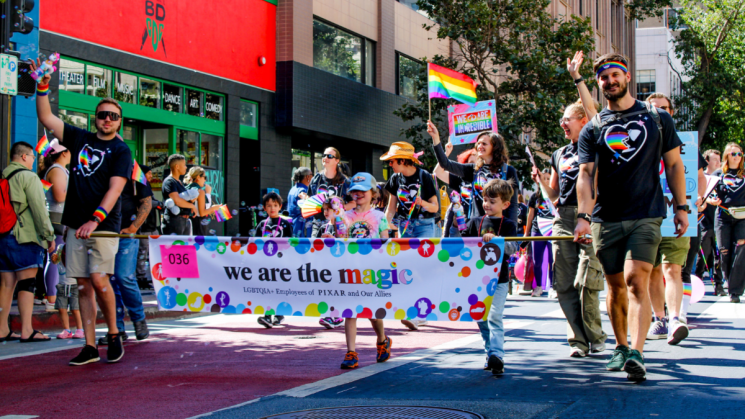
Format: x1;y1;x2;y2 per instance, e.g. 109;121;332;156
0;53;19;96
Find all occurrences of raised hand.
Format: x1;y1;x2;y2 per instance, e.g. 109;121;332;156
567;51;584;80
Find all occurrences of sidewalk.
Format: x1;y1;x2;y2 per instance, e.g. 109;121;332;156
8;291;203;332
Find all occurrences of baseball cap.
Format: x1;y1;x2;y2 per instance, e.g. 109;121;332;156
349;172;376;192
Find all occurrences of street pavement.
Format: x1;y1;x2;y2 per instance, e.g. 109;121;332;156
1;285;743;419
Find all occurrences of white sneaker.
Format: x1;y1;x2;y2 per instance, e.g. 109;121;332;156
531;287;543;297
45;302;58;312
591;342;606;353
667;318;689;345
570;347;587;357
548;289;558;299
401;319;428;330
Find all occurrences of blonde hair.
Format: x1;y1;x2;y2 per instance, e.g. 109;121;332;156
722;142;744;178
645;92;673;112
566;99;599;119
184;166;206;185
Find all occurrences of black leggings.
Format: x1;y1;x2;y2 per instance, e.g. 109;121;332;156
715;215;745;296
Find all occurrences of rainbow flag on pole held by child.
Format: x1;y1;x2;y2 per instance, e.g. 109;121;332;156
131;160;148;185
428;63;478;105
214;205;232;222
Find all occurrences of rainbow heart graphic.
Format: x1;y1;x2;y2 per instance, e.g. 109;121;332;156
603;121;647;162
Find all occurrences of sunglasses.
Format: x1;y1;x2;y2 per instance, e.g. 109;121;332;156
323;154;337;160
731;151;743;157
96;111;121;121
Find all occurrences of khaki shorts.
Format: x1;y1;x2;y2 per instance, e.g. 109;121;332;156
654;236;691;267
591;218;663;275
65;229;119;278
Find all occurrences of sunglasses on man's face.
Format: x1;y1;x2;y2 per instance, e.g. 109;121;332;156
323;154;337;160
96;111;121;121
731;151;743;157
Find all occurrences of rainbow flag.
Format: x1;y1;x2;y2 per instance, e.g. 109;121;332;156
428;63;477;105
131;160;148;185
35;135;51;156
40;179;52;192
214;205;232;222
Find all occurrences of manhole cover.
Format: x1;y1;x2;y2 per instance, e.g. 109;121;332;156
262;406;484;419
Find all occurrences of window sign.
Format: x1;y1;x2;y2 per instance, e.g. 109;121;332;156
163;84;182;113
140;78;161;108
59;59;85;94
86;65;111;97
115;72;137;104
205;94;223;121
186;89;203;117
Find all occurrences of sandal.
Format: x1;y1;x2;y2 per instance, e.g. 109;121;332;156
19;330;51;343
1;331;21;342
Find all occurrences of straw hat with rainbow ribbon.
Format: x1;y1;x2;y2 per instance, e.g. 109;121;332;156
379;142;424;165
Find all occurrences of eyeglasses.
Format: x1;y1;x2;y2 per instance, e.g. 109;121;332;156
323;154;337;160
559;116;583;124
731;151;743;157
96;111;121;121
659;106;671;111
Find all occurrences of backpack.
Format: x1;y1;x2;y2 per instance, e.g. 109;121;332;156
0;169;30;236
588;100;664;199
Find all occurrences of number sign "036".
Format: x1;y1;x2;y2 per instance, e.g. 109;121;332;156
159;245;200;278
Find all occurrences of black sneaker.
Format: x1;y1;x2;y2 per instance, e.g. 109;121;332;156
714;284;727;297
487;355;504;375
258;316;273;329
98;331;129;346
107;333;124;363
732;295;741;303
69;345;100;366
273;315;285;326
133;320;150;340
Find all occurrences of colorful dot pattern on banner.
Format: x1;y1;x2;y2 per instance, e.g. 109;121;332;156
151;236;500;321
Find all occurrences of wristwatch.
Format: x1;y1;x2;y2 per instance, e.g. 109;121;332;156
577;213;592;222
676;205;690;212
574;76;584;85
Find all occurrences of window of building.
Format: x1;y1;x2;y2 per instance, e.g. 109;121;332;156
163;84;182;113
186;89;203;117
595;0;599;29
240;100;258;140
636;70;656;100
59;109;88;130
205;93;223;121
396;0;431;18
86;65;111;97
114;72;137;104
139;78;161;108
201;134;222;170
178;129;200;166
397;53;422;101
611;1;617;45
312;19;375;86
579;0;583;15
58;59;85;94
292;149;312;172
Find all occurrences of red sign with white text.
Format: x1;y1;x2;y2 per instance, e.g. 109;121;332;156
41;0;276;91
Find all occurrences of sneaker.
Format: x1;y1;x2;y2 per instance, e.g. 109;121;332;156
487;355;504;375
273;315;285;326
340;351;359;369
606;345;630;371
133;320;149;341
714;284;727;297
731;295;741;303
320;317;343;329
548;289;558;299
531;287;543;297
45;302;58;312
591;342;606;353
401;319;428;330
69;345;100;366
570;347;587;358
107;333;124;363
331;317;344;328
73;329;85;339
57;329;73;339
257;316;273;329
667;318;689;345
483;356;491;370
647;318;668;340
34;298;44;305
623;349;646;382
376;336;392;363
98;331;129;346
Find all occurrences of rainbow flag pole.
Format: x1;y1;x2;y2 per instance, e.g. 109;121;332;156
400;185;421;238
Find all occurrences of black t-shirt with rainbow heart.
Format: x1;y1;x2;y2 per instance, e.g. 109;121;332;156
61;123;133;232
550;142;580;207
578;100;682;223
384;167;438;220
715;169;745;219
254;217;293;238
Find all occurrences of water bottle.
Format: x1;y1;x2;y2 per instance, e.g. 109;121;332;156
450;191;467;231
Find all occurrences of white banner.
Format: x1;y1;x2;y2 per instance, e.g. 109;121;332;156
148;236;505;322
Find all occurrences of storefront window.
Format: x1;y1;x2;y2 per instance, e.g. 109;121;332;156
86;65;112;97
115;72;137;104
205;94;223;121
240;101;257;128
313;19;362;83
163;84;182;113
143;128;170;194
178;130;199;165
58;59;85;94
397;53;422;101
186;89;203;117
292;149;312;171
59;109;88;131
201;134;222;170
139;78;161;108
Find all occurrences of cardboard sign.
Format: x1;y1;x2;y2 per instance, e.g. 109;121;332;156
160;245;200;278
448;100;498;145
659;131;698;237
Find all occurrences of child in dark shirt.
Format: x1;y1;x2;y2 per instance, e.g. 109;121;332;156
463;179;518;375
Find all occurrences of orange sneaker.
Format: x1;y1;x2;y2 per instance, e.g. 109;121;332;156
341;351;359;369
376;336;392;363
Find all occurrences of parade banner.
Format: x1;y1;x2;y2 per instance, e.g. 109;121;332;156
447;100;498;145
149;236;505;322
660;131;698;237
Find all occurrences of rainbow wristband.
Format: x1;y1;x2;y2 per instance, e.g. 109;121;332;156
36;84;50;97
92;207;108;223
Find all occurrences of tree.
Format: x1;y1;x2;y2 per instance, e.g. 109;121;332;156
669;0;745;148
395;0;669;187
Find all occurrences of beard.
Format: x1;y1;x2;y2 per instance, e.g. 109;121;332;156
96;122;120;135
601;79;629;102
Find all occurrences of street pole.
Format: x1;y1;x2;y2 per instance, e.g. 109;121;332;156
0;0;9;169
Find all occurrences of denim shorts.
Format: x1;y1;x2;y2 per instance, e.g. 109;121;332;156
0;233;45;272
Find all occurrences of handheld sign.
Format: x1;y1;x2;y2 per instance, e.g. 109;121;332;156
160;245;200;278
447;100;498;145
